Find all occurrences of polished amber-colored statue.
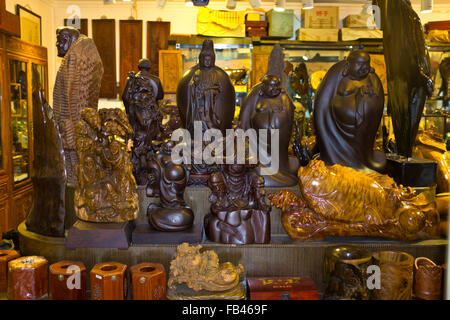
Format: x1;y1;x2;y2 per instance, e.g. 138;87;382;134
269;160;440;241
168;243;244;292
204;163;271;244
413;127;450;193
314;50;386;173
122;59;164;186
176;39;235;175
74;108;138;223
146;140;194;231
53;27;104;185
239;75;299;187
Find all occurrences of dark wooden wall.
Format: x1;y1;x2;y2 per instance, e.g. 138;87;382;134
119;20;143;97
147;21;170;77
64;18;88;36
92;19;116;98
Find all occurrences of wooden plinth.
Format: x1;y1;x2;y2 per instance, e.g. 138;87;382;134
130;263;166;300
247;277;318;300
90;262;127;300
132;223;203;244
66;220;134;250
49;261;86;300
7;256;48;300
0;250;20;292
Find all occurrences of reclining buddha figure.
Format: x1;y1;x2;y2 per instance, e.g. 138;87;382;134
269;160;440;241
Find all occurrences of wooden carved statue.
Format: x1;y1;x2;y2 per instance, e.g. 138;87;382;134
53;26;104;185
375;0;434;157
25;66;67;237
168;243;244;292
413;127;450;193
239;74;299;187
269;160;440;241
74;108;138;223
122;58;164;186
314;50;386;173
176;39;236;176
413;257;443;300
204;162;271;244
438;57;450;108
159;103;182;141
146;140;194;232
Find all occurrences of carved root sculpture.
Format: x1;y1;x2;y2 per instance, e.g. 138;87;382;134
269;160;440;241
168;243;244;292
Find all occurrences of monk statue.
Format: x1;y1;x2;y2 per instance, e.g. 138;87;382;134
53;26;104;185
314;50;386;173
176;39;235;176
239;74;299;187
146;140;194;232
122;59;164;185
204;162;271;244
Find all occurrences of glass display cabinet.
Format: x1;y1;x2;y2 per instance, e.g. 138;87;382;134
0;31;48;233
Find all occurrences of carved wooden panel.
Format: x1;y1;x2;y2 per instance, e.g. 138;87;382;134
251;52;270;88
119;20;142;97
92;19;116;98
6;37;47;61
64;18;89;36
159;50;182;93
11;187;33;228
0;199;8;233
147;21;170;77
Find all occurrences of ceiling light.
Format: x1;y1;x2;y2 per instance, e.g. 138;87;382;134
157;0;167;8
248;0;261;9
274;0;285;12
421;0;433;13
185;0;194;6
303;0;314;10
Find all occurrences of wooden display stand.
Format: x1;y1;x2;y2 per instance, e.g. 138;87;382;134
90;262;127;300
49;261;86;300
0;250;20;292
7;256;48;300
247;277;318;300
132;223;203;244
130;263;166;300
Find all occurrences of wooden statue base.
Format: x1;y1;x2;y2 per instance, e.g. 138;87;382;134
187;174;210;186
167;281;246;300
386;154;437;188
65;220;134;250
132;223;203;244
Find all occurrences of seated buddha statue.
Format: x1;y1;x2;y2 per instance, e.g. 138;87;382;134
314;50;386;173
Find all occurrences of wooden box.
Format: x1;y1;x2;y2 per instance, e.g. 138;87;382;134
247;277;318;300
343;14;373;28
424;20;450;33
90;262;127;300
0;250;20;292
49;261;86;300
298;28;339;42
302;6;339;29
7;256;48;300
246;21;267;37
340;28;382;41
266;9;294;38
130;263;166;300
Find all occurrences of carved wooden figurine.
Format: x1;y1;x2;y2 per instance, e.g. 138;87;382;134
0;250;20;292
74;107;139;223
413;257;443;300
25;67;67;237
146;139;194;231
168;243;244;292
49;261;86;300
239;74;299;187
372;251;414;300
269;160;440;241
176;39;235;177
90;262;127;300
314;50;386;173
204;163;271;244
53;26;103;185
7;256;48;300
122;58;164;186
130;263;166;300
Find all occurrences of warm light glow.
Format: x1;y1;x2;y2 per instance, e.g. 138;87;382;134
274;7;285;12
274;0;285;12
185;0;194;6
